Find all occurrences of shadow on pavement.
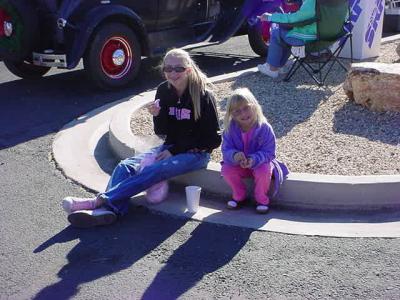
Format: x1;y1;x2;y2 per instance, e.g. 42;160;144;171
141;217;253;300
191;50;264;75
32;205;255;300
94;132;120;175
0;68;155;150
32;207;188;300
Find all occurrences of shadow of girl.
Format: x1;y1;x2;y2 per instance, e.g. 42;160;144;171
333;100;400;145
32;207;188;300
141;218;253;300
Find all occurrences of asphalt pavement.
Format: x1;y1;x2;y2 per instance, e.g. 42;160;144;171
1;35;399;299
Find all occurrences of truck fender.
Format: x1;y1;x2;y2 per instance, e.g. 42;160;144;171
209;0;277;43
66;5;148;69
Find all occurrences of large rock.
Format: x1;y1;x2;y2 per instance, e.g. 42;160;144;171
397;43;400;59
343;62;400;112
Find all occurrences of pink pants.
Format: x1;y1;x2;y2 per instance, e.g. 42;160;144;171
221;163;272;205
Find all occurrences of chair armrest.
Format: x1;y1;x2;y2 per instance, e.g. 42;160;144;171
272;16;317;28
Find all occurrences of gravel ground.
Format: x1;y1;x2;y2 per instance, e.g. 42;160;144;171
131;40;400;175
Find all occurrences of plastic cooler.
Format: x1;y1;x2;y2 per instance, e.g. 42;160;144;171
340;0;385;59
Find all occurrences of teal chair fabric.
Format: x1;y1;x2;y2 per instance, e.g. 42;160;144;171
285;0;353;85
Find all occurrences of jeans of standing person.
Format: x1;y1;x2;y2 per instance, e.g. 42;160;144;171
100;145;210;215
221;162;272;205
267;25;305;68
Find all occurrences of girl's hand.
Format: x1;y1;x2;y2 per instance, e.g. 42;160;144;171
240;158;254;169
233;152;246;163
156;150;172;161
258;12;272;22
147;99;161;116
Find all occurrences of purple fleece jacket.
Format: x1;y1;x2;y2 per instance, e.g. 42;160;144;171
222;121;276;169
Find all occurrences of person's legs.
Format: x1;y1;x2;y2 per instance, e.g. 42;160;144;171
99;157;142;214
99;146;164;214
258;26;292;78
106;146;163;191
279;32;305;67
67;151;210;227
259;26;306;77
62;146;163;214
101;151;210;215
221;164;251;203
252;162;272;205
266;26;292;69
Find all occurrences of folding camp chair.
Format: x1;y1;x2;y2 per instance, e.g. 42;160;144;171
283;0;353;86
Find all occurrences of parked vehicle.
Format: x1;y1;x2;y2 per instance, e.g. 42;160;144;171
0;0;299;89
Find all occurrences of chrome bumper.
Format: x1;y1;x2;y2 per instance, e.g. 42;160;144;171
33;52;67;68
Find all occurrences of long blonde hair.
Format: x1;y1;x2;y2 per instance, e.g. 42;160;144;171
223;88;267;132
162;49;210;121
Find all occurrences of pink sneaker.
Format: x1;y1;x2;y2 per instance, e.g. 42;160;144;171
62;196;98;214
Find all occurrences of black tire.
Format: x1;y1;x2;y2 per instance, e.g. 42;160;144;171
3;60;51;79
247;24;269;57
0;0;39;61
83;23;142;90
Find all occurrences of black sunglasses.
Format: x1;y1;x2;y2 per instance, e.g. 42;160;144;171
162;65;187;73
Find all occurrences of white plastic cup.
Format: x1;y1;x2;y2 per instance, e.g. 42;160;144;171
185;186;201;213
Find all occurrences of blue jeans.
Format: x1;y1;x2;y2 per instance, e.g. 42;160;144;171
267;26;305;68
100;145;210;215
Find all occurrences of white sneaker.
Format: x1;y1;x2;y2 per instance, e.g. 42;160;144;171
67;208;117;228
257;63;279;78
227;200;239;209
256;204;269;214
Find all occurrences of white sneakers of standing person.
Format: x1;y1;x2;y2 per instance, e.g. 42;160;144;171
257;63;279;78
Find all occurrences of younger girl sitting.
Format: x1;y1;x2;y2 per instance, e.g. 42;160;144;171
221;88;277;214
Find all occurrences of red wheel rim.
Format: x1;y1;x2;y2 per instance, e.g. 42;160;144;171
100;36;133;79
0;8;11;37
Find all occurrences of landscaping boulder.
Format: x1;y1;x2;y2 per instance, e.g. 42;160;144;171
397;43;400;59
343;62;400;112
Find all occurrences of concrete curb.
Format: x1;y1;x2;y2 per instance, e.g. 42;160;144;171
382;33;400;44
109;70;400;211
109;92;155;159
53;101;123;192
130;191;400;238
